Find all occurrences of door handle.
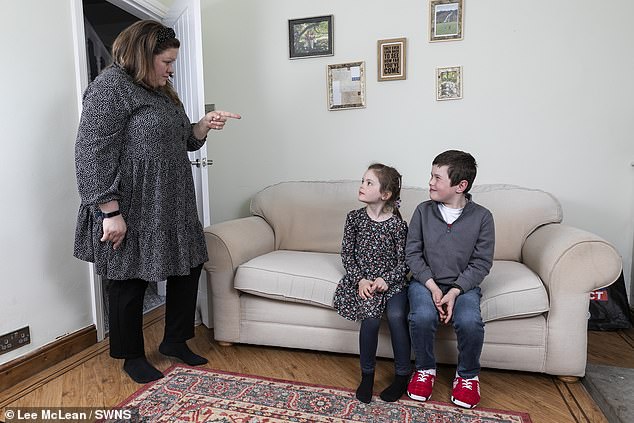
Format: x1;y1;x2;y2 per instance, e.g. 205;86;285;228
190;158;214;168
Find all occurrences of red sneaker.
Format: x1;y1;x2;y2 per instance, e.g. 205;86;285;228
406;369;435;401
451;376;481;409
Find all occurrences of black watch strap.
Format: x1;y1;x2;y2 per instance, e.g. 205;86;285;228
97;210;121;219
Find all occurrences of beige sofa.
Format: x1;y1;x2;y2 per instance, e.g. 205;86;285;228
203;181;621;379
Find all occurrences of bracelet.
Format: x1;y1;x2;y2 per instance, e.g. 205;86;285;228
96;210;121;219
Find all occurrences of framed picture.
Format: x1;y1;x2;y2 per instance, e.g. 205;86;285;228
436;66;462;100
429;0;464;42
377;38;407;81
288;15;334;59
327;61;366;110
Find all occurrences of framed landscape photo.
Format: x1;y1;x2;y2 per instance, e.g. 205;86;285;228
436;66;462;100
377;38;407;81
288;15;334;59
327;61;366;110
429;0;464;42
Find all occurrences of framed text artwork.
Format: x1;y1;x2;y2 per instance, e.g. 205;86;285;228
288;15;334;59
377;38;407;81
327;61;366;110
436;66;462;100
429;0;464;42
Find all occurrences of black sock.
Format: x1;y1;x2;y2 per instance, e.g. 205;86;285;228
159;341;208;366
123;357;164;384
380;373;410;402
355;372;375;403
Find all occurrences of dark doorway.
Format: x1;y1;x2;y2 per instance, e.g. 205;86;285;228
82;0;139;81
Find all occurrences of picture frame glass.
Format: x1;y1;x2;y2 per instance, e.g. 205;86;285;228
327;62;366;110
430;0;463;42
436;66;462;100
378;38;406;81
289;15;333;59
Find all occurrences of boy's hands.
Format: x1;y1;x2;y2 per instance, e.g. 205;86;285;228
425;278;444;317
425;279;461;323
358;277;389;299
438;288;461;324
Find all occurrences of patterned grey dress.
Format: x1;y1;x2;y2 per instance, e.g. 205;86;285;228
74;65;208;281
333;208;409;321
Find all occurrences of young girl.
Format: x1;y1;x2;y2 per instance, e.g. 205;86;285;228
333;163;411;403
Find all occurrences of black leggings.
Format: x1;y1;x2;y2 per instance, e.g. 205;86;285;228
359;289;411;375
108;264;202;358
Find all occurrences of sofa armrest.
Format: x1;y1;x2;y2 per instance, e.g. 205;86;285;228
522;223;621;376
204;216;275;342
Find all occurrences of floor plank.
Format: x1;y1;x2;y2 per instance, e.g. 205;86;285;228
3;309;630;423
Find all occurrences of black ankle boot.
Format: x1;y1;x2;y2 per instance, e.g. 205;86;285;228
355;372;375;403
380;373;410;402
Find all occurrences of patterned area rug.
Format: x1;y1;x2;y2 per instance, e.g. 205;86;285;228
109;365;532;422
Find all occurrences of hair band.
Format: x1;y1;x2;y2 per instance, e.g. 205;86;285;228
157;27;176;45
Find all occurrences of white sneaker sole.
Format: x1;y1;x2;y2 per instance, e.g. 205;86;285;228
451;396;478;409
407;391;431;402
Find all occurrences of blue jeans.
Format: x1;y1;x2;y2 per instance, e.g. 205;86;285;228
408;280;484;378
359;290;411;376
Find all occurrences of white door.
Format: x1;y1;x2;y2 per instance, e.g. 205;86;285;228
164;0;212;327
165;0;211;227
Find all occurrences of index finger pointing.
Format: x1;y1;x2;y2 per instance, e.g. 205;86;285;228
217;111;242;119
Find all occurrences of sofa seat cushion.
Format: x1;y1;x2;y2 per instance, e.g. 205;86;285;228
235;252;549;323
480;260;549;322
234;250;343;308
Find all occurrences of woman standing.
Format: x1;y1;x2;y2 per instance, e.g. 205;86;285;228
74;20;240;383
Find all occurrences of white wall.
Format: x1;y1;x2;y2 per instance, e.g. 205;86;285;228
201;0;634;298
0;0;93;364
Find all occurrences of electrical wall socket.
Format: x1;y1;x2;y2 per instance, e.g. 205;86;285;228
0;326;31;355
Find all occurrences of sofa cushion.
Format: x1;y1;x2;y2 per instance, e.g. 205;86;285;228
250;181;361;253
470;185;562;261
234;250;343;308
235;251;549;323
480;260;549;321
250;181;562;260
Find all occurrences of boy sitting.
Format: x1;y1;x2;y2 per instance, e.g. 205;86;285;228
405;150;495;408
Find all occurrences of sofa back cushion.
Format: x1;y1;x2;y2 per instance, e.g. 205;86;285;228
250;181;360;253
250;181;562;260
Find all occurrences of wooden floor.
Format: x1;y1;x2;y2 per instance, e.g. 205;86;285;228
2;307;633;423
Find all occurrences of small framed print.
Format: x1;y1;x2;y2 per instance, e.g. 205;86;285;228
429;0;464;42
436;66;462;100
377;38;407;81
288;15;334;59
327;61;366;110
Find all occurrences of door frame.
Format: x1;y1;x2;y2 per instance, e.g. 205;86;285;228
70;0;207;340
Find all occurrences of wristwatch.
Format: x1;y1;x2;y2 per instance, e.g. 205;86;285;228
96;210;121;219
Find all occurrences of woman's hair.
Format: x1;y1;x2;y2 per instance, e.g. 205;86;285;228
367;163;403;219
111;20;181;104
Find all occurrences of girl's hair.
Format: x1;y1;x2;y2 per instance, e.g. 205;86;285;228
111;20;181;105
367;163;403;219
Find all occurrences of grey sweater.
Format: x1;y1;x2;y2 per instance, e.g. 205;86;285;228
405;194;495;293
